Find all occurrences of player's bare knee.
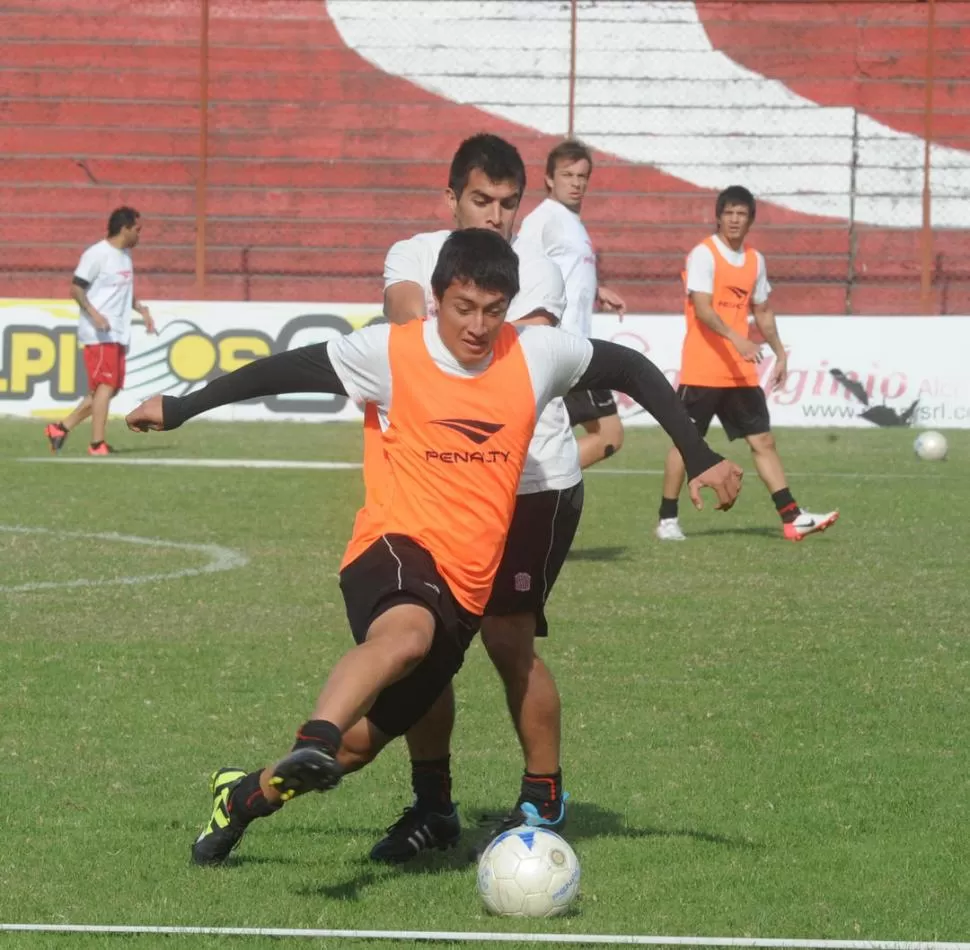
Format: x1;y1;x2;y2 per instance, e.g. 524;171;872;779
748;432;776;455
366;603;435;671
387;626;435;672
482;613;536;678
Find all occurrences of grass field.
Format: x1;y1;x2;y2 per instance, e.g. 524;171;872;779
1;417;968;950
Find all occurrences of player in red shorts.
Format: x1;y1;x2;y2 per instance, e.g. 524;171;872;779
44;206;156;456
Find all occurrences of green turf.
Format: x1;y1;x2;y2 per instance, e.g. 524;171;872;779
1;417;968;949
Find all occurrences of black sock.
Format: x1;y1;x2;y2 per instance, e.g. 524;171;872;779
90;440;104;449
291;719;341;755
411;756;453;811
227;771;282;824
659;497;679;520
771;488;800;524
519;770;563;819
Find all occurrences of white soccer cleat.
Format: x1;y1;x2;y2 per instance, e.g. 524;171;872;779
782;509;840;542
655;518;686;541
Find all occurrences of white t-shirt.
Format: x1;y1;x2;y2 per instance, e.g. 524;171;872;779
384;229;567;324
73;239;136;346
518;198;599;339
685;235;771;304
383;229;581;495
329;320;593;431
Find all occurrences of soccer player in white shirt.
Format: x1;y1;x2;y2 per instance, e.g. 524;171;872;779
45;206;155;455
518;140;628;469
377;134;582;860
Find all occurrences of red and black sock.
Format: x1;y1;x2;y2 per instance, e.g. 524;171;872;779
659;497;679;520
227;771;282;824
291;718;341;756
519;769;563;820
411;756;453;811
772;488;801;524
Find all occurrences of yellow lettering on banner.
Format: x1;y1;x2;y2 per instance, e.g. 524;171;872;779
57;332;77;394
219;336;271;373
10;332;56;393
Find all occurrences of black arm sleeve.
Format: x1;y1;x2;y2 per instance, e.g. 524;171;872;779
574;340;723;480
161;342;348;430
72;276;91;290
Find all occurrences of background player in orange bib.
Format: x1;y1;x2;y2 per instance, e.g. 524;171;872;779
656;186;839;543
126;229;743;868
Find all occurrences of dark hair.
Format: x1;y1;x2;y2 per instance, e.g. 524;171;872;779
431;229;520;302
715;186;756;222
107;206;140;237
545;139;593;182
447;134;526;199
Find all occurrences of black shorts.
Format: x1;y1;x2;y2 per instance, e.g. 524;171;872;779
339;534;481;738
485;481;584;637
677;384;771;441
565;388;618;426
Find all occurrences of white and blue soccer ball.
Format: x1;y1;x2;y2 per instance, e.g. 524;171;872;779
914;430;948;461
477;825;581;917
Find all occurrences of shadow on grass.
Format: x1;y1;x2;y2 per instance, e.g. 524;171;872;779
112;442;177;455
290;801;757;898
461;801;756;855
684;525;779;540
566;545;629;562
231;852;304;868
559;801;757;849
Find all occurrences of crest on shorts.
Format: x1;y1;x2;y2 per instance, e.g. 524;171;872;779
514;572;531;592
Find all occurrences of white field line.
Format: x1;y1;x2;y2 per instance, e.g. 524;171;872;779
18;456;363;470
1;923;969;948
16;457;952;479
0;525;248;593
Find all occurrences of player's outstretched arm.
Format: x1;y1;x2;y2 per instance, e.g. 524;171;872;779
571;339;743;510
126;343;348;433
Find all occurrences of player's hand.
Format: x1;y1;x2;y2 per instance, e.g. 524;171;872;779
687;459;744;511
769;352;788;391
93;314;111;332
733;336;763;363
126;395;165;432
597;286;627;319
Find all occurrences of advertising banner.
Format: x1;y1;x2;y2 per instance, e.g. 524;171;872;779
1;300;967;429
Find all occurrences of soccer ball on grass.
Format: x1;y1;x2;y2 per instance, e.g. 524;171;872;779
477;825;580;917
914;430;948;461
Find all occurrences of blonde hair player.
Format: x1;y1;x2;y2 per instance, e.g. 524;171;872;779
518;139;628;469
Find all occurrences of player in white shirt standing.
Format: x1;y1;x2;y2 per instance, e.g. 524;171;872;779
518;140;628;469
45;206;155;456
375;134;580;862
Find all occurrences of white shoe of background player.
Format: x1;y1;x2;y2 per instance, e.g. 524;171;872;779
655;518;686;541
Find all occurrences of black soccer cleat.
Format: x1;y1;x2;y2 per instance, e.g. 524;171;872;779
369;802;461;864
268;747;342;801
191;767;248;867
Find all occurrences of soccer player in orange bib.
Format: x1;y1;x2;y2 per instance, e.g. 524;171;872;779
126;229;743;867
655;186;839;543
